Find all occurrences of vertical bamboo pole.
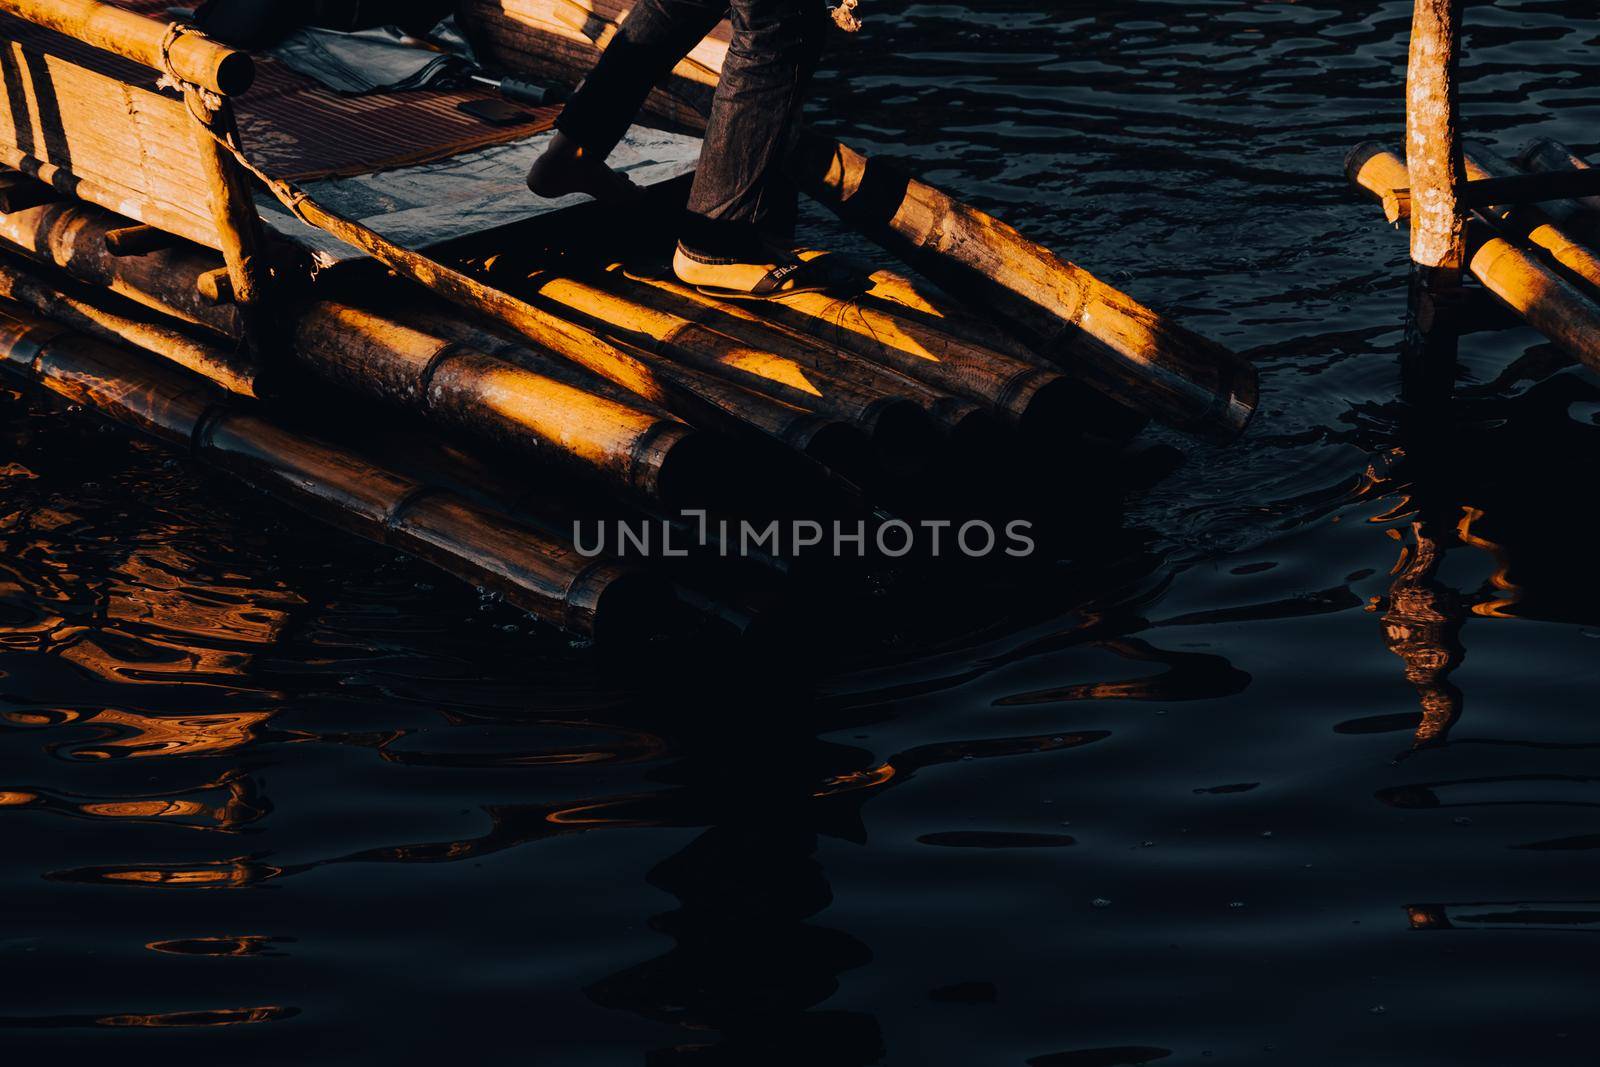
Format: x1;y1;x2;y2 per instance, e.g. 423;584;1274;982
1402;0;1465;400
187;90;274;366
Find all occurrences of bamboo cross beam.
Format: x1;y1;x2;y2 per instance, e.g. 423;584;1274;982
1459;169;1600;209
1516;139;1600;215
1361;143;1600;302
0;0;254;95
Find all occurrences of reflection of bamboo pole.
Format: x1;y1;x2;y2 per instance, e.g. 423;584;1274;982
1381;520;1464;748
1348;143;1600;372
0;300;668;638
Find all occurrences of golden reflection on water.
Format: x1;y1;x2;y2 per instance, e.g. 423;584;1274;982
93;1005;295;1027
70;856;284;889
1364;430;1534;751
145;935;285;957
65;709;276;760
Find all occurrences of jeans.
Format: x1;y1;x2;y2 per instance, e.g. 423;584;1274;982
555;0;828;259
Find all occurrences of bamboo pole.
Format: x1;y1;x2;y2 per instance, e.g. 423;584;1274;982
0;0;254;94
0;148;221;250
409;307;873;478
290;301;717;504
1462;146;1600;299
280;187;687;408
1404;0;1466;286
616;265;1078;437
1370;145;1600;297
187;92;274;363
788;132;1257;443
0;299;669;639
104;224;178;257
1348;143;1600;374
1516;139;1600;217
526;270;947;471
0;238;721;505
608;274;1009;455
0;253;256;395
0;194;241;334
0;192;874;486
0;170;54;213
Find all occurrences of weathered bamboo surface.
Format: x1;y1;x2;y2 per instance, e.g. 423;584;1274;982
0;253;256;394
0;191;241;333
1348;142;1600;372
410;305;872;475
1374;144;1600;301
0;49;224;248
1404;0;1465;280
189;92;273;357
0;297;666;638
530;269;955;448
0;0;254;94
0;197;753;504
0;188;875;488
291;301;713;503
1462;146;1600;299
616;264;1078;438
787;134;1257;443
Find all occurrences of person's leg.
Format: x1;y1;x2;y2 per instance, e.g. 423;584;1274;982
673;0;828;294
529;0;727;201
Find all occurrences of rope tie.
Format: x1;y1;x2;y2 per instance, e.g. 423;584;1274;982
156;20;223;108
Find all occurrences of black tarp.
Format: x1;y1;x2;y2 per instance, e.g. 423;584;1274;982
194;0;455;49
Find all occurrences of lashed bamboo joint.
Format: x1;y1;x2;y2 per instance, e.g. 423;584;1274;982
1348;142;1600;374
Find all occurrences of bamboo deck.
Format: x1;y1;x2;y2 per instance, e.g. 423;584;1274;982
0;0;1259;642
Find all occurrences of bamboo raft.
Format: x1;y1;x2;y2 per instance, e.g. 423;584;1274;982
0;0;1259;641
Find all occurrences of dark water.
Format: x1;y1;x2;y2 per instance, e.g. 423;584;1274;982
6;2;1600;1063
